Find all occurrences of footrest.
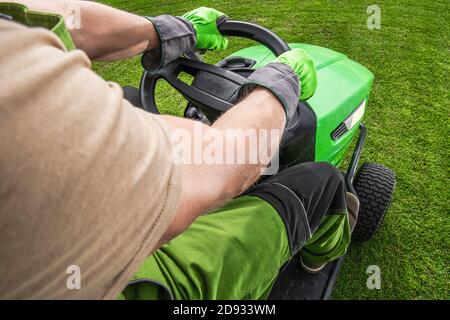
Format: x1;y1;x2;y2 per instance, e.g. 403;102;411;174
267;255;344;300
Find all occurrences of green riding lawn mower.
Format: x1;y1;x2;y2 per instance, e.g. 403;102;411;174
126;20;396;300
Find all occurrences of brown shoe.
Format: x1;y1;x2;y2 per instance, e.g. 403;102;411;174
299;255;327;274
300;192;360;274
346;192;360;232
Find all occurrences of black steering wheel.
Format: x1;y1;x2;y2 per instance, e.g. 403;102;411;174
139;20;290;115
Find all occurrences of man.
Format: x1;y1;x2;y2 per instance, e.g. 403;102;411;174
0;1;357;299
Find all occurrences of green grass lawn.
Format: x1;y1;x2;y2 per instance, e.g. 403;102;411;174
92;0;449;299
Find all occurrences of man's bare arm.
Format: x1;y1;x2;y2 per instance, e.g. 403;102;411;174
155;88;286;246
6;0;160;60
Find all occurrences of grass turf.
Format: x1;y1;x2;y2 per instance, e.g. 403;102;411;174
92;0;449;299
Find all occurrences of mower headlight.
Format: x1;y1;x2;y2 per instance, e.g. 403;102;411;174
344;99;366;130
331;99;366;140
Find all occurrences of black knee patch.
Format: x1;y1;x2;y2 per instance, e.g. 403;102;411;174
245;162;347;254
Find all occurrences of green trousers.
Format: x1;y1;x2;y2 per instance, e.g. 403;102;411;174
120;172;350;300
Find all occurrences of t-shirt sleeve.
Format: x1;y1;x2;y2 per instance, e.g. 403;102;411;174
0;20;181;299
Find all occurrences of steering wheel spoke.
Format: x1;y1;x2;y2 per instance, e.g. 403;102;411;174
139;20;290;120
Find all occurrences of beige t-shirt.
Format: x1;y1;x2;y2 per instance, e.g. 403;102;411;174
0;19;181;299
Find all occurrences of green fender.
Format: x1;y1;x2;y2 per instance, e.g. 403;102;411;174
229;43;374;165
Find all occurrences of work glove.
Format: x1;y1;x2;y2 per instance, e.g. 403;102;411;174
275;49;318;101
240;48;318;122
182;7;228;50
142;7;228;71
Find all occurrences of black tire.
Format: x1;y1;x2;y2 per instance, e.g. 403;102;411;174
352;163;396;241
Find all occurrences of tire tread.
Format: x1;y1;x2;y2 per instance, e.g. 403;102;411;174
352;163;396;241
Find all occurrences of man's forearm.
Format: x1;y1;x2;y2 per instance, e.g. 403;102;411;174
156;88;286;246
7;0;159;60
